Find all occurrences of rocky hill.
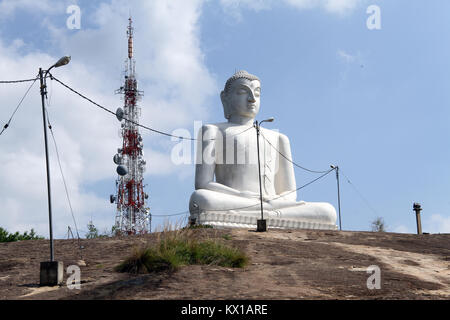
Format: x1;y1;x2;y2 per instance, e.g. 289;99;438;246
0;228;448;300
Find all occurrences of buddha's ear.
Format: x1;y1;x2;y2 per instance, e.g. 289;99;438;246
220;90;231;119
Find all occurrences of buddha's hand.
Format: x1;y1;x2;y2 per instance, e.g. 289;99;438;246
240;190;260;199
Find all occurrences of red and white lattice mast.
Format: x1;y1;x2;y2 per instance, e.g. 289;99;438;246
110;17;150;235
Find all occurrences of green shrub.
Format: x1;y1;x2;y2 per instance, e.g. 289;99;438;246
115;247;174;274
183;224;213;230
85;221;99;239
371;217;387;232
85;221;113;239
0;227;44;242
115;231;248;274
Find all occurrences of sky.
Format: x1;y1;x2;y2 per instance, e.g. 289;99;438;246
0;0;449;238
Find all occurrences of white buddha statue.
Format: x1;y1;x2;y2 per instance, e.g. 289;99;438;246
189;70;337;230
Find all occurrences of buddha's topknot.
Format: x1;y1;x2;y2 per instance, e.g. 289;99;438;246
223;70;260;94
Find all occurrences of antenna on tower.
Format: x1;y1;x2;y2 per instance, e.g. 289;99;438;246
127;16;133;59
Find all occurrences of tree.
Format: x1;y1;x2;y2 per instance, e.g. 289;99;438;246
110;225;120;237
86;221;99;239
85;221;117;238
371;217;387;232
0;227;43;242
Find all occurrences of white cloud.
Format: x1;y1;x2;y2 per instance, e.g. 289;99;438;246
0;0;216;238
0;0;64;17
144;147;190;176
220;0;274;12
220;0;363;18
322;0;360;14
286;0;362;14
395;214;450;234
392;225;412;234
423;214;450;234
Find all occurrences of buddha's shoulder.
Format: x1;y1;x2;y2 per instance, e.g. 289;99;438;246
260;127;290;141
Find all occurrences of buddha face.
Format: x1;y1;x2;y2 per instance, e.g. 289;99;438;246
221;78;261;120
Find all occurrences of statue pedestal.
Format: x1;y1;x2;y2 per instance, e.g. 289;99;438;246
191;211;338;230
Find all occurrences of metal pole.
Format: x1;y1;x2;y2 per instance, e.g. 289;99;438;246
39;68;54;262
255;121;266;231
335;166;342;231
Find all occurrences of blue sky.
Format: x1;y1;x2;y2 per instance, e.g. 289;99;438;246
0;0;449;238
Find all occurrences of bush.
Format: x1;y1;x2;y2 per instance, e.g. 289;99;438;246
0;227;44;242
85;221;114;239
115;230;248;274
183;224;213;230
371;217;387;232
114;247;174;274
85;221;99;239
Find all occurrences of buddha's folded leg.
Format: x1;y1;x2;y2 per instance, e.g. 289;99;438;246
189;190;337;227
273;202;337;225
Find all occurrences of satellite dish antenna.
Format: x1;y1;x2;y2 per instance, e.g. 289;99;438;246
113;154;121;165
116;107;124;122
116;165;128;176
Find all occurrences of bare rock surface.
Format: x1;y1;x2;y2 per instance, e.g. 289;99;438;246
0;228;448;300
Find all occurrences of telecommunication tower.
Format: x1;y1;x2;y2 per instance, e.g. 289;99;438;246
110;18;151;235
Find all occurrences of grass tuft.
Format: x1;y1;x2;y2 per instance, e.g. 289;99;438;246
184;224;213;230
115;228;248;274
222;234;232;240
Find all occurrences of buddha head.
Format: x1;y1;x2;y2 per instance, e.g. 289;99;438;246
220;70;261;121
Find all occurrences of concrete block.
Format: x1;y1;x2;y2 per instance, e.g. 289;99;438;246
40;261;63;286
257;219;267;232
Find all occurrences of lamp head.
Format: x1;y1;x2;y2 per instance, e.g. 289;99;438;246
54;56;71;68
260;117;275;125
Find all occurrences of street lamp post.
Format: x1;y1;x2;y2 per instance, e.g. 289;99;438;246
39;67;54;261
330;165;342;231
39;56;70;286
255;117;274;232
